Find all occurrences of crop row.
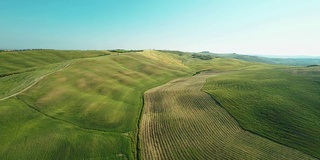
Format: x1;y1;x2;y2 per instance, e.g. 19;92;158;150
140;73;314;159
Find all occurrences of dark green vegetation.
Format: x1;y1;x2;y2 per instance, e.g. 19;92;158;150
191;53;213;60
109;49;144;53
307;64;319;67
0;49;319;159
204;66;320;158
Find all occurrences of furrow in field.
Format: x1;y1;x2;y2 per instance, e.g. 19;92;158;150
140;72;315;160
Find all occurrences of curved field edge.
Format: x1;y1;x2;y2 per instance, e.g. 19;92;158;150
140;72;314;159
0;98;132;160
203;68;320;158
2;49;318;159
0;50;196;159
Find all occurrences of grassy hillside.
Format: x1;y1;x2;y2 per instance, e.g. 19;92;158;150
0;62;74;100
197;52;320;66
0;98;131;160
17;51;191;132
0;50;109;75
204;67;320;158
157;50;273;72
0;49;110;100
0;50;193;159
1;49;319;159
140;73;314;159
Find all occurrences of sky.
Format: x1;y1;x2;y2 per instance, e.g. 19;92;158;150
0;0;320;56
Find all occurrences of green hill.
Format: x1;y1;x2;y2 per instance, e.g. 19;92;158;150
204;66;320;158
0;50;195;159
0;49;319;159
198;52;320;66
0;50;110;75
140;72;313;160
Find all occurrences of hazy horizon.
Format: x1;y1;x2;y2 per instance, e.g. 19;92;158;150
1;0;319;56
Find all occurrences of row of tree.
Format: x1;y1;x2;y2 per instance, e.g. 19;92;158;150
0;49;53;52
109;49;144;53
191;53;213;60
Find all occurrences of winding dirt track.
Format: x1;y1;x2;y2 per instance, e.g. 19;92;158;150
0;63;71;101
140;72;314;160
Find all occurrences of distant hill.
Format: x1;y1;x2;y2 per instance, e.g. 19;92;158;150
200;52;320;66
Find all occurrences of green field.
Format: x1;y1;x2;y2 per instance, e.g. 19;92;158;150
204;67;320;158
0;50;110;100
0;50;193;159
140;73;314;159
0;50;319;159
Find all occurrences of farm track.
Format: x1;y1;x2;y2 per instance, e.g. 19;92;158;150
0;62;130;136
140;72;314;160
0;63;71;101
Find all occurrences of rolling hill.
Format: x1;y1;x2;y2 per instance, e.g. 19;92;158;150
140;72;314;159
0;49;319;159
195;51;320;66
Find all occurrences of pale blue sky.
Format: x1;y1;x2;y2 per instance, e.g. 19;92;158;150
1;0;319;56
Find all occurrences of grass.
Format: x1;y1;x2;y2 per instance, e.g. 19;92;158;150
1;49;319;159
140;73;314;159
0;98;131;160
17;51;192;133
0;62;69;100
204;52;320;66
0;50;193;159
204;67;320;158
0;50;110;75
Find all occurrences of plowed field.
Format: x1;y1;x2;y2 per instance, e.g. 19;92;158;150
140;72;314;160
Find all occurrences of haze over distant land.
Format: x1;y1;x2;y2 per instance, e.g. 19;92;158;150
0;0;319;56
